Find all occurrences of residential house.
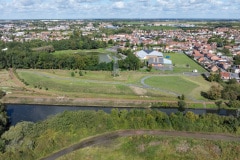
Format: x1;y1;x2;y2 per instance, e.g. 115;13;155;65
209;65;219;72
220;72;230;80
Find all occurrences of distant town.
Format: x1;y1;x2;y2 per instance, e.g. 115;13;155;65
1;19;240;81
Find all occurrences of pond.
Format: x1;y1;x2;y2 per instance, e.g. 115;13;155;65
6;104;239;125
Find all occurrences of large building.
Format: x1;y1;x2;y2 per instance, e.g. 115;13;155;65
135;50;173;70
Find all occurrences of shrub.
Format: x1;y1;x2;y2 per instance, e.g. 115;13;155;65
178;100;186;112
0;90;6;99
228;100;240;108
79;70;83;76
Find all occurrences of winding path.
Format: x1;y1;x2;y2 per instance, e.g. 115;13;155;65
40;129;240;160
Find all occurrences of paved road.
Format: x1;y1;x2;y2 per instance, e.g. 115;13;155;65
40;129;240;160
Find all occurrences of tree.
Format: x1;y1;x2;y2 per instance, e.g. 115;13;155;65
71;72;75;77
228;100;240;108
207;85;222;100
222;84;240;100
178;94;185;100
146;65;152;72
233;55;240;65
178;100;186;112
0;90;6;99
120;52;141;70
79;70;84;76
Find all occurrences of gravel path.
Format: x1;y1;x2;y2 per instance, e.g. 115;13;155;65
40;129;240;160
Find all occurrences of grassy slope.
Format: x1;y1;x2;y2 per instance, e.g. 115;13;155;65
2;50;213;104
144;75;212;100
59;136;240;160
52;48;114;56
17;69;212;102
163;52;207;73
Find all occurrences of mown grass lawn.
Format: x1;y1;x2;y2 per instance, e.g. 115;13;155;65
53;48;114;56
16;69;212;101
17;70;135;96
144;75;199;95
163;52;207;73
144;75;212;100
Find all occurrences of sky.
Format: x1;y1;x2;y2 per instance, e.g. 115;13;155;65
0;0;240;19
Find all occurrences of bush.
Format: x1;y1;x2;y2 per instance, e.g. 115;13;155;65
0;90;6;99
178;100;186;112
79;70;83;76
228;100;240;108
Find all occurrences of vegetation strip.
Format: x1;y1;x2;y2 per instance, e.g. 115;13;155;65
40;129;240;160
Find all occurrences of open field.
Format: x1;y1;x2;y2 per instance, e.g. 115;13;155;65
13;69;212;103
163;52;208;73
144;75;212;100
16;70;173;100
0;50;215;107
53;48;114;56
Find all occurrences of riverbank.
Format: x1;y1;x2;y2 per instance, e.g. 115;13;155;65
2;94;156;108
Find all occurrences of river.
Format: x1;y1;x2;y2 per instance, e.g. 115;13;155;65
6;104;239;125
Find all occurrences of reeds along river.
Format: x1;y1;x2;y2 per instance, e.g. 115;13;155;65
6;104;239;126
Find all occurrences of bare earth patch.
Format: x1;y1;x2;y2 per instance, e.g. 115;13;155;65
129;86;147;95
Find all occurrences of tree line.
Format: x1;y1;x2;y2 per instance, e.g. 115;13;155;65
0;32;141;71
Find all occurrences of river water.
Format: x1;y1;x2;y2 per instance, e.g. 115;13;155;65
6;104;238;125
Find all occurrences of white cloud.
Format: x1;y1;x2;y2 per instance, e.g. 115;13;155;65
113;1;125;9
0;0;239;19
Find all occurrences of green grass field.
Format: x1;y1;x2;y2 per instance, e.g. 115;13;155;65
53;48;114;56
163;52;207;73
17;68;212;102
144;76;198;95
144;75;212;100
12;49;213;103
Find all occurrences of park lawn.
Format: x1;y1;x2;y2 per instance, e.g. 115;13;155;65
163;52;207;73
53;48;114;56
16;69;179;100
16;69;212;101
181;75;213;100
144;75;199;96
20;69;148;84
17;70;136;96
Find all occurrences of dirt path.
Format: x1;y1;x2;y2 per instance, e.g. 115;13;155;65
40;129;240;160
